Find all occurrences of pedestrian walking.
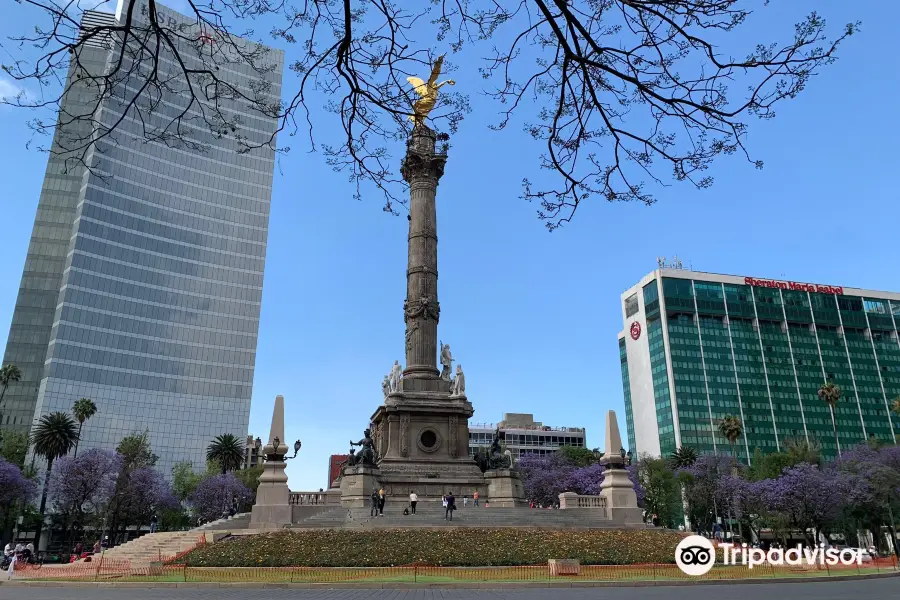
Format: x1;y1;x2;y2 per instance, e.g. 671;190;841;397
409;491;418;515
463;495;468;508
370;488;379;517
150;514;158;533
378;487;386;516
445;491;456;521
473;490;479;507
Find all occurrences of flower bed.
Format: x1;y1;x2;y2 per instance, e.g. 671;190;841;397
177;528;684;567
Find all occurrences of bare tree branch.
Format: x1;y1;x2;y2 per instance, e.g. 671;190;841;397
2;0;858;228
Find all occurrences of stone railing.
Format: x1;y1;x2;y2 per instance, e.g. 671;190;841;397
289;491;338;506
558;492;608;510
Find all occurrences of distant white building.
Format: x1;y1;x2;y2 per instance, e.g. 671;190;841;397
468;413;587;460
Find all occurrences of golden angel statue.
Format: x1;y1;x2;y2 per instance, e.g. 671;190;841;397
407;54;455;125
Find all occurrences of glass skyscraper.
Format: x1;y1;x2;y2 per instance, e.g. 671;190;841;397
619;269;900;461
1;2;282;475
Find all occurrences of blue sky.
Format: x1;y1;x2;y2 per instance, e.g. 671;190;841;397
1;1;898;490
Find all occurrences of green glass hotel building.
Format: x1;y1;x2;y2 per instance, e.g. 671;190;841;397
618;269;900;461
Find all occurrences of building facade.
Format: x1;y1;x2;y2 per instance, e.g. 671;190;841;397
328;454;349;488
469;413;587;460
2;2;282;476
619;269;900;461
243;436;262;469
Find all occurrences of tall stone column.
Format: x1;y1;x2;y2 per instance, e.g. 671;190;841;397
400;124;447;380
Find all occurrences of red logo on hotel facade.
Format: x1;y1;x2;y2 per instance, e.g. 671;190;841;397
630;322;641;340
744;277;843;296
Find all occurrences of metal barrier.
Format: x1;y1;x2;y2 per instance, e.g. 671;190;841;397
9;554;897;583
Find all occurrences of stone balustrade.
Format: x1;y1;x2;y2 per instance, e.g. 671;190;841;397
289;491;339;506
557;492;608;512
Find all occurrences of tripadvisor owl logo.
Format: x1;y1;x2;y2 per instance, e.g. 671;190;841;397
675;535;716;576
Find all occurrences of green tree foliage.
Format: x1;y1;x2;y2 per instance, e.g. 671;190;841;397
818;381;843;456
636;456;680;528
71;398;98;458
718;415;743;451
0;364;22;406
556;446;600;467
172;461;206;503
234;465;264;493
117;430;158;470
667;446;698;470
0;430;29;468
747;448;795;481
31;411;79;545
207;434;245;474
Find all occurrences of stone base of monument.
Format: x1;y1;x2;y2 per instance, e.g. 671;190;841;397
340;464;382;507
251;473;293;529
484;469;528;507
251;501;293;529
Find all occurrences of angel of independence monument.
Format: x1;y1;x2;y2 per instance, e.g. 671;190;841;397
339;57;525;507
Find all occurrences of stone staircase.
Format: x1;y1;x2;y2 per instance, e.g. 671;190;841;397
290;502;642;529
194;512;251;531
96;531;207;564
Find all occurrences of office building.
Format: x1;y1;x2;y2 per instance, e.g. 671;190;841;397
619;268;900;461
328;454;349;488
469;413;587;460
1;1;283;476
243;435;262;469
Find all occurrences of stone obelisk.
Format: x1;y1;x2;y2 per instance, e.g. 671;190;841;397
400;124;446;387
250;395;292;528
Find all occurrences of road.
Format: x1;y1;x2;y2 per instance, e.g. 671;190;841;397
1;577;898;600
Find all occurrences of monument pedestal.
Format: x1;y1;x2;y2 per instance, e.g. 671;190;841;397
484;469;527;507
340;465;382;507
599;468;644;525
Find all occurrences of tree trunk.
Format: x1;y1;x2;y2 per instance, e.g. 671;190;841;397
830;405;841;457
888;504;900;560
74;422;83;458
34;456;53;550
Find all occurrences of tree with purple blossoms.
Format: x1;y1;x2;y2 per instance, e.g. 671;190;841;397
835;445;900;557
189;473;252;523
517;453;609;507
678;454;738;535
49;448;121;550
765;462;850;545
110;466;178;537
0;457;36;527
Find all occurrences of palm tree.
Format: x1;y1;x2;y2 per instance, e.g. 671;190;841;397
668;446;698;470
818;381;842;457
71;398;98;458
718;415;744;458
31;411;79;548
206;434;245;474
0;363;22;406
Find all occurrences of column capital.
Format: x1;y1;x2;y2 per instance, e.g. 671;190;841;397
401;150;446;182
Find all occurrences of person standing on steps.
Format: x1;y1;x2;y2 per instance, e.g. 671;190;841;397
378;487;386;516
473;490;479;507
444;491;456;521
370;488;379;517
409;490;418;515
463;495;468;508
150;514;158;533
